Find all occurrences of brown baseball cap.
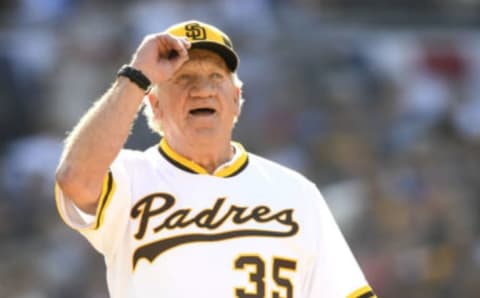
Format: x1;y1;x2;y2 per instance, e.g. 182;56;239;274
167;20;239;72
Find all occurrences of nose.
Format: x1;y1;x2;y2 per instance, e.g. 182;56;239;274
189;76;216;98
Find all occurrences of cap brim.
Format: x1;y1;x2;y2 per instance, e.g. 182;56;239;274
190;42;238;72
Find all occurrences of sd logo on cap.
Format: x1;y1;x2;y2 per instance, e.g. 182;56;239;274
167;20;239;72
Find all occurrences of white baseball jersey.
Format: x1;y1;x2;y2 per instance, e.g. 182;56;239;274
56;139;376;298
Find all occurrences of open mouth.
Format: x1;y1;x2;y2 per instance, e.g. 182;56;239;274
189;108;216;116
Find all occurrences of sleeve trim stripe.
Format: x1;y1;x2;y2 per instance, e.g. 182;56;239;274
93;171;116;230
347;285;376;298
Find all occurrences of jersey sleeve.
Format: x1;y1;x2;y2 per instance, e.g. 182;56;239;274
55;149;136;257
305;182;377;298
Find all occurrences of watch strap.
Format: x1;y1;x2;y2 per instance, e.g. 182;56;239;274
117;65;151;92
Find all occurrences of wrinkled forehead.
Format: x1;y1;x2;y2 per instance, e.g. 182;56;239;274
181;48;229;71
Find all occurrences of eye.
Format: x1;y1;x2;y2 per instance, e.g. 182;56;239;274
174;74;191;84
210;72;224;80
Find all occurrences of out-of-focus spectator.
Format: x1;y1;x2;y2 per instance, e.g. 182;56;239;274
2;1;480;297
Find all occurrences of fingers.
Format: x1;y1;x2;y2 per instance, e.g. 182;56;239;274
157;34;191;60
175;36;191;58
130;33;192;83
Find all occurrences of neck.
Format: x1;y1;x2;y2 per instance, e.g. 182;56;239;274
163;136;233;174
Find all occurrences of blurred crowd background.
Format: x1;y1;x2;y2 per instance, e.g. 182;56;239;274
1;0;480;297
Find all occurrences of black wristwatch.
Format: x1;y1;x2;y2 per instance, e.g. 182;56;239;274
117;65;151;92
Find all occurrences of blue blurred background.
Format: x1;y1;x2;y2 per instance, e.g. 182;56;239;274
1;0;480;297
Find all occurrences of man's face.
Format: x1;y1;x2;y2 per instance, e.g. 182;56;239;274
150;49;240;143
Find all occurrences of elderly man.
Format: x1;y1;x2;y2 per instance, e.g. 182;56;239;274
55;20;376;298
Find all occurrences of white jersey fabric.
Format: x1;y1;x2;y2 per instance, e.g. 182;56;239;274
56;139;375;298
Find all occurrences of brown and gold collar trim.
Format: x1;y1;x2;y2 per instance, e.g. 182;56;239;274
158;138;248;178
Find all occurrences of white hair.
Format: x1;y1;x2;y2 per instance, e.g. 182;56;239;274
142;72;244;135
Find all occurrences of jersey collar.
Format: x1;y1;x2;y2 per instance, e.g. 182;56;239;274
158;138;248;178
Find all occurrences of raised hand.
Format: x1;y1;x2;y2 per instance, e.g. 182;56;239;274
130;33;191;84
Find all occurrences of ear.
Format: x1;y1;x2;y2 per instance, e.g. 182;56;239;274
234;86;240;102
147;91;163;118
147;92;156;105
233;86;241;114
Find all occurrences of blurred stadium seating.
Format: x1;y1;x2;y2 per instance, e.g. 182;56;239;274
1;1;480;297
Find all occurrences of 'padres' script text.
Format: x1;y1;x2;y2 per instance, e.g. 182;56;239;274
130;193;298;269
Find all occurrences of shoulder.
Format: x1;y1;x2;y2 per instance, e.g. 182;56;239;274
113;146;160;170
247;152;316;189
247;153;324;213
